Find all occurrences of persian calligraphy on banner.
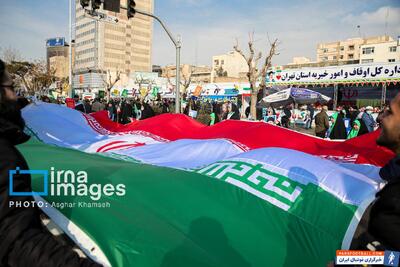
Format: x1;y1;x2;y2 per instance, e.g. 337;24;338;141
267;63;400;83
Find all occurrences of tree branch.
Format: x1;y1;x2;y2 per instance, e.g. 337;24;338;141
233;38;248;62
258;38;278;78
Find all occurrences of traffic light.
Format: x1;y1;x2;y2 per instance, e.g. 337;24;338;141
80;0;90;8
127;0;136;19
91;0;102;10
103;0;120;12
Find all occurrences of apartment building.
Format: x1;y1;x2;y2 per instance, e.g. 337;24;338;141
360;37;400;63
211;51;248;82
162;64;212;85
317;35;393;63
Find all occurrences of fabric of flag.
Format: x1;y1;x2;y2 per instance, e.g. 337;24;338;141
18;102;393;266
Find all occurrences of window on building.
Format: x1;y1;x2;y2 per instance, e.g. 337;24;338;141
348;45;354;50
388;59;395;62
214;59;219;65
361;59;373;63
340;55;344;60
333;56;337;60
340;46;344;51
362;47;375;54
221;60;224;65
389;46;397;52
322;56;328;61
348;54;354;59
322;48;328;53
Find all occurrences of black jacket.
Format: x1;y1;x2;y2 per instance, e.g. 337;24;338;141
142;103;155;120
329;112;347;140
119;102;133;124
74;102;85;113
368;155;400;251
0;118;101;267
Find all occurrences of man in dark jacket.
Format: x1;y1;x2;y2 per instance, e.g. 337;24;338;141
0;60;101;266
141;101;155;120
73;95;85;113
362;106;377;132
83;99;92;114
314;105;329;138
162;99;170;114
281;104;292;128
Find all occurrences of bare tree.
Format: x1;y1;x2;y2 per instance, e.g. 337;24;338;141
234;33;278;119
1;46;22;63
102;70;121;101
164;65;193;102
165;70;175;94
7;60;56;96
180;66;194;95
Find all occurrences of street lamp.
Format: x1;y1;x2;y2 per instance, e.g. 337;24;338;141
68;0;73;97
125;4;181;113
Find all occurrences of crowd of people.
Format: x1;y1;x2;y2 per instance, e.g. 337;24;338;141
314;104;388;140
183;99;240;125
72;95;174;124
53;94;387;143
37;93;388;143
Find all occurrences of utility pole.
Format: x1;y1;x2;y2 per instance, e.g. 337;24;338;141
69;0;73;97
124;2;181;113
134;9;181;113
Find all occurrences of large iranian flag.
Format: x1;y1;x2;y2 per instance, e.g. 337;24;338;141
18;102;392;266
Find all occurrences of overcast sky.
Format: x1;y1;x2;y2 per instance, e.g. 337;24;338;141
0;0;399;67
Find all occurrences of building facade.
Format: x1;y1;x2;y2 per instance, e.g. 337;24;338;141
211;51;248;82
46;39;75;79
360;38;400;64
317;35;393;63
73;0;153;92
161;64;212;85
